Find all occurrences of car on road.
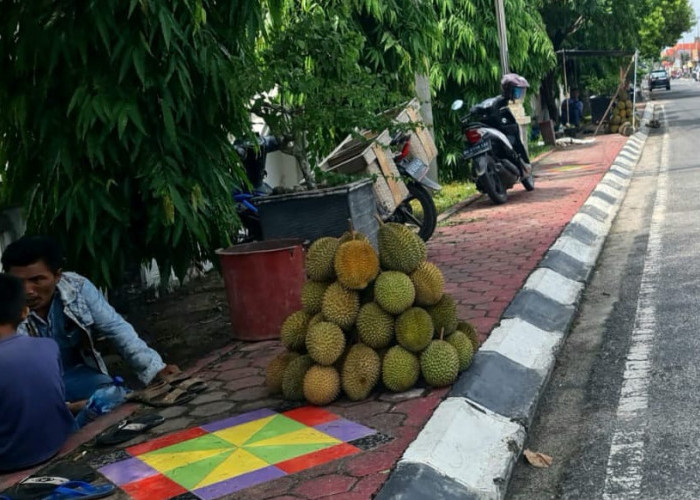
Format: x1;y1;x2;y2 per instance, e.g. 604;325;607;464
649;70;671;91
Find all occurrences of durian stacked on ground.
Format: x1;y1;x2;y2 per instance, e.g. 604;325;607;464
265;223;480;406
609;89;636;136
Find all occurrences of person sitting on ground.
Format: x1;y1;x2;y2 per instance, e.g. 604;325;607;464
0;273;76;472
560;88;584;128
1;235;179;411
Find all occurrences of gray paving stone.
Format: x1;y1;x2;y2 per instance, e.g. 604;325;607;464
189;401;235;417
450;351;544;426
375;462;479;500
188;391;229;405
151;416;194;434
503;289;575;332
540;250;591;283
157;405;189;419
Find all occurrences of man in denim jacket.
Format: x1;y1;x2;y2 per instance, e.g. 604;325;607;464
1;236;175;406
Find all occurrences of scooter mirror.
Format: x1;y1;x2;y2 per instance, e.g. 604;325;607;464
451;100;464;111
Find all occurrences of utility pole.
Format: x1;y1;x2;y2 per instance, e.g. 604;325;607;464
494;0;509;74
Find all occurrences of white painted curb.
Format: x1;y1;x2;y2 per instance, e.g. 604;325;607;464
377;102;655;500
401;398;526;500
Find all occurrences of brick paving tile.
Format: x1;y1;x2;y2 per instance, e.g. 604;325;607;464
344;450;399;477
8;134;627;500
223;375;266;392
230;385;269;402
215;366;260;381
293;474;357;499
350;472;391;497
213;357;252;371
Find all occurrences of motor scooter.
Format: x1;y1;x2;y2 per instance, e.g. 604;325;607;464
387;132;441;241
451;73;534;204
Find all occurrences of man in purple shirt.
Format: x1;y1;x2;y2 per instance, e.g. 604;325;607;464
0;273;75;472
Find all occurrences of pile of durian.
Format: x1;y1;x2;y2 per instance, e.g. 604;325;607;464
610;89;636;136
265;222;480;406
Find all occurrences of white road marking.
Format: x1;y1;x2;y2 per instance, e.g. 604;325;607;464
602;107;668;499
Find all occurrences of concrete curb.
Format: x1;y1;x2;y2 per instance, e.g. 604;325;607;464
375;103;655;500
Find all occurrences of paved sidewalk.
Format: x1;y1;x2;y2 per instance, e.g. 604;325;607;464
0;134;628;500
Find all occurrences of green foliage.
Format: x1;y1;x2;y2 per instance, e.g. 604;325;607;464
252;1;413;182
0;1;279;286
429;0;555;180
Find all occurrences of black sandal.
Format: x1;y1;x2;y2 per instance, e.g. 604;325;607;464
95;414;166;446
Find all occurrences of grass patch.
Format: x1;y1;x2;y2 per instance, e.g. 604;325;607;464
433;181;478;215
529;142;554;160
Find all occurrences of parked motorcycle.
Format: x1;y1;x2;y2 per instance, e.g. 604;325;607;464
387;132;441;241
231;134;283;241
232;133;441;242
451;73;534;204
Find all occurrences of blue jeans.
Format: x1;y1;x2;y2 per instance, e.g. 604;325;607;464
63;364;113;402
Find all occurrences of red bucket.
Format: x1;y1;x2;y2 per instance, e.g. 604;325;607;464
217;239;306;341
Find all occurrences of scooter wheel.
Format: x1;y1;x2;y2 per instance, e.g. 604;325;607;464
391;182;438;241
522;173;535;191
476;157;508;204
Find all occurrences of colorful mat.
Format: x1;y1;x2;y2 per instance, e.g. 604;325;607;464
98;407;377;500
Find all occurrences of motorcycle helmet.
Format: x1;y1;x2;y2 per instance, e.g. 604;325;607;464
501;73;530;101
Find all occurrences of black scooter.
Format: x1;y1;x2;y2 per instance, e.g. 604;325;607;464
451;73;534;204
387;132;441;241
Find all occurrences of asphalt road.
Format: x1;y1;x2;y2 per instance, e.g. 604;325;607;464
506;79;700;500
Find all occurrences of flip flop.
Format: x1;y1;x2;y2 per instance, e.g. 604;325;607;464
95;414;166;446
162;372;209;394
3;463;96;500
127;384;197;408
41;481;115;499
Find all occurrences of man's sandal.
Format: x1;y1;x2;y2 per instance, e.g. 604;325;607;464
40;481;115;499
161;371;208;394
126;381;197;407
95;414;166;446
2;463;95;500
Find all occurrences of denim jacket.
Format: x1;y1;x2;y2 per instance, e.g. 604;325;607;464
17;272;165;385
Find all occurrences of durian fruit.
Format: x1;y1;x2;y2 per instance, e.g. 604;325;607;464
382;345;420;392
306;321;346;366
395;307;434;352
334;239;380;290
265;352;300;393
306;237;339;282
457;320;480;352
611;115;621;125
374;271;415;315
360;283;375;304
378;222;427;274
410;261;445;306
446;331;474;372
356;302;395;349
421;339;459;387
301;281;329;315
309;312;325;329
282;355;314;400
626;100;634;110
321;282;360;330
280;310;310;352
341;344;381;401
303;365;341;406
427;294;458;336
339;230;370;245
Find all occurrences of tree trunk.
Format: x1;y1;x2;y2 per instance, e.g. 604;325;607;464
540;70;560;124
414;72;438;182
290;133;316;189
